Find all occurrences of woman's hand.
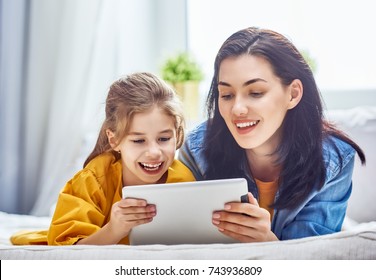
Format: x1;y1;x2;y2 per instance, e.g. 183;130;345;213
212;192;278;242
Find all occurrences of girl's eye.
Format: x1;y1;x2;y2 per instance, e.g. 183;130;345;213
159;137;171;142
132;139;145;144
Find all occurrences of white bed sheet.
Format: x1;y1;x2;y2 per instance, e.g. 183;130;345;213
1;211;375;260
0;211;51;245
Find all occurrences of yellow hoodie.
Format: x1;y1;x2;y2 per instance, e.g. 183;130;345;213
11;152;195;245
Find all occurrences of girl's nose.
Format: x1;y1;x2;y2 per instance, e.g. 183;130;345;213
145;142;162;157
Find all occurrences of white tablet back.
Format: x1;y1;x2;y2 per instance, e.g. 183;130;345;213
122;178;248;245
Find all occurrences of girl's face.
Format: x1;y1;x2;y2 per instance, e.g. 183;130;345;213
217;54;301;154
110;106;177;186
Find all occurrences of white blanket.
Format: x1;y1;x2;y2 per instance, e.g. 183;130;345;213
1;211;375;260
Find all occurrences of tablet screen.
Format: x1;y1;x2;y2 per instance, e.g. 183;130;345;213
122;178;248;245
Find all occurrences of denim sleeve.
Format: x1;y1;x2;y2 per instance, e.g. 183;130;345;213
277;150;356;240
178;123;208;180
178;139;204;180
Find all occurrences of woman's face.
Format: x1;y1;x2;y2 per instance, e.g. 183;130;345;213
218;54;298;154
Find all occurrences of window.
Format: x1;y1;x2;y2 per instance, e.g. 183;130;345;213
187;0;376;109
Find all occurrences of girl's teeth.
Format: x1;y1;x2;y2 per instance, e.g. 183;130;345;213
140;162;162;171
142;163;161;168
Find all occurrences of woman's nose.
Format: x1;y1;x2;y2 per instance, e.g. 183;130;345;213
232;96;248;116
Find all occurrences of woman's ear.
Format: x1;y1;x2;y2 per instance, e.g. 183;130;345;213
287;79;303;110
106;129;118;150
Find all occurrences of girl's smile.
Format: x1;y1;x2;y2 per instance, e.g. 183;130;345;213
139;161;164;173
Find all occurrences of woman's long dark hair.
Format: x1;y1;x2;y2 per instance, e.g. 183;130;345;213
204;27;366;209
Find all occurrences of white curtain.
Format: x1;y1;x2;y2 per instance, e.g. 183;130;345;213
0;0;29;214
0;0;188;216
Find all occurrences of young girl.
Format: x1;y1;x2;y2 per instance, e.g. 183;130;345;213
12;72;195;245
178;27;366;242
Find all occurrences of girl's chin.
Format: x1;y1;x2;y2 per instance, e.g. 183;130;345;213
138;168;168;183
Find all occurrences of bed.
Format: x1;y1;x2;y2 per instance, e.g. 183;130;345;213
0;210;375;260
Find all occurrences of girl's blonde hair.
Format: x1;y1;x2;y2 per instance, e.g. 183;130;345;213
84;72;185;167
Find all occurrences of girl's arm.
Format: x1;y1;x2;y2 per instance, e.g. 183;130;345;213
76;198;156;245
48;169;155;245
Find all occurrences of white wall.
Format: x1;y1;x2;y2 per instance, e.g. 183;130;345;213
187;0;376;110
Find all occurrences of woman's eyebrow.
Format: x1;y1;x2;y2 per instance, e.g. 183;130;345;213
218;78;267;87
243;78;267;87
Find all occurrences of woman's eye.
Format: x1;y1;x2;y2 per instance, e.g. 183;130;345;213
249;92;264;98
159;137;171;142
220;94;233;100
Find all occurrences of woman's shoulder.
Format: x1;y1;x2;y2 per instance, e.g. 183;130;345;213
322;135;356;177
185;121;208;148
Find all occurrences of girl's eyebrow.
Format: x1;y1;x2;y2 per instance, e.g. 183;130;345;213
128;132;145;136
218;78;267;87
159;129;174;134
128;129;174;136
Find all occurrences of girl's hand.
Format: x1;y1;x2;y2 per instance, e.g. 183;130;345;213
76;198;156;245
107;198;156;241
212;192;278;242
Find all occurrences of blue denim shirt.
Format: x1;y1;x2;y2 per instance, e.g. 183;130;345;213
178;121;356;240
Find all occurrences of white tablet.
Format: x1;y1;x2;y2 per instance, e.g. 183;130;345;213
122;178;248;245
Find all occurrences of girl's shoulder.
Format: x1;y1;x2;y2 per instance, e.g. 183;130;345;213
167;159;196;183
73;152;122;185
84;152;121;172
63;152;122;198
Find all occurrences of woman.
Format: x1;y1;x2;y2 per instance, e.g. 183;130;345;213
178;27;365;242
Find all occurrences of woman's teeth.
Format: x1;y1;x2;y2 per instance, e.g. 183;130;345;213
236;121;259;128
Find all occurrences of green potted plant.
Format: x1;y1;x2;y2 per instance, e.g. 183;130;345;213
161;52;204;121
300;49;317;73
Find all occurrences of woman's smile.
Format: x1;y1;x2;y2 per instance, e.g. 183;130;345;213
233;119;260;135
